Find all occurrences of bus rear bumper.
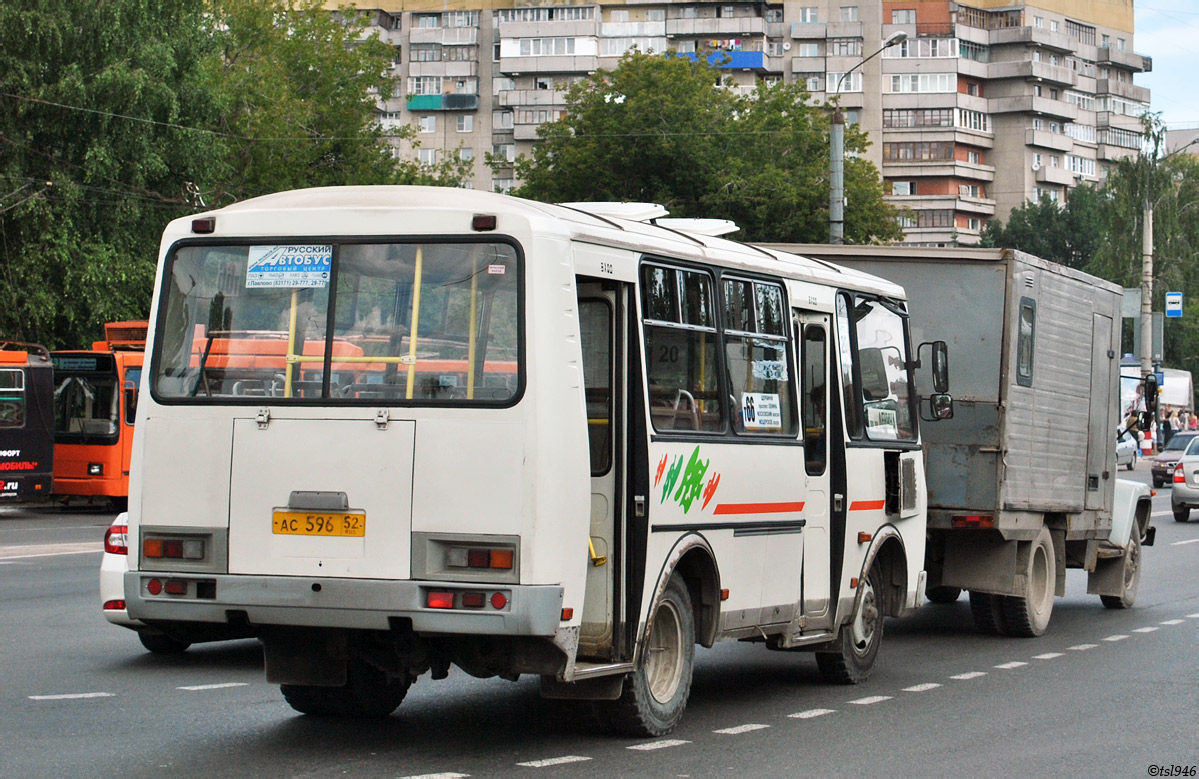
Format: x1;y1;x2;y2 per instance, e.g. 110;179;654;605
125;572;565;636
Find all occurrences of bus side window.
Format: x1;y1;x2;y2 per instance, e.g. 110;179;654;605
801;324;827;475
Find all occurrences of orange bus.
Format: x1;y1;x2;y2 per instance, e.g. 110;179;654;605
51;321;147;508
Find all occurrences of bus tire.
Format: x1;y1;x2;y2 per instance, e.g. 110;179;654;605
138;630;191;655
816;562;882;685
968;591;1007;635
1100;533;1141;610
999;527;1056;637
926;586;962;604
281;657;409;719
605;574;695;737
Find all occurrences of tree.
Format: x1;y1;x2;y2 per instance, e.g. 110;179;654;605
979;184;1107;270
508;51;902;244
0;0;469;349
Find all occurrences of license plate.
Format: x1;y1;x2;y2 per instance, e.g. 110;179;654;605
272;510;366;537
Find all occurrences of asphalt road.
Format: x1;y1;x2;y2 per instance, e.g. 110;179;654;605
2;468;1198;778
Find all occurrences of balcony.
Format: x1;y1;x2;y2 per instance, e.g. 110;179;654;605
600;21;666;37
988;60;1077;86
990;26;1075;52
791;22;826;39
1025;129;1074;152
990;95;1079;121
825;21;862;38
406;93;480;111
881;161;996;182
1097;47;1151;73
667;17;765;37
1096;79;1151;103
682;50;768;71
408;61;479;79
500;55;599;75
498;89;567;108
1097;111;1145;133
1098;143;1138;163
409;27;479;46
500;19;600;38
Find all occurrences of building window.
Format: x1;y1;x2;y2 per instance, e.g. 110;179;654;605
882;141;954;161
892;181;917;196
418;148;438;165
1050;19;1059;32
959;41;989;62
967;217;982;231
492;143;515;163
1033;16;1043;28
409;76;442;95
892;8;916;24
457;147;474;162
888;73;954;93
519;38;576;56
797;7;818;23
457;115;473;132
414;13;440;28
419;116;436;133
884;108;953;128
492;110;513;130
828;72;862;93
444;11;478;27
411;43;441;62
967;150;982;165
764;7;783;22
957;109;991;132
839;5;858;22
798;72;822;91
493;178;514;193
959;183;982;198
798;42;819;56
829;38;862;57
1117;38;1126;50
1102;34;1111;48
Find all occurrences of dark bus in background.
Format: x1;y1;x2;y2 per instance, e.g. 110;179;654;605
0;341;55;502
51;321;147;508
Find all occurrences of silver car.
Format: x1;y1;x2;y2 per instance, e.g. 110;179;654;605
1116;427;1139;471
1170;456;1199;522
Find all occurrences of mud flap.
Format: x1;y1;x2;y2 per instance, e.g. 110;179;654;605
262;627;348;686
540;674;624;701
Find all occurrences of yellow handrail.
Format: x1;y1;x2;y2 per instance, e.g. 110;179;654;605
404;246;424;400
284;289;299;398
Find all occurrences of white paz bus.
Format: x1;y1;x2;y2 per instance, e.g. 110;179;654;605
124;186;949;736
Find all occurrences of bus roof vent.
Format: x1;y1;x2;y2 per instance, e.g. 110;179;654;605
104;321;149;350
558;202;669;222
653;217;740;237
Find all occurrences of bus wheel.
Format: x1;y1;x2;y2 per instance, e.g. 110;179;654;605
138;630;191;654
605;574;695;737
281;657;409;719
817;563;882;684
999;527;1056;637
925;586;962;604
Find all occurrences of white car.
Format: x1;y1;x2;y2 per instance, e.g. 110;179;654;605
102;514;193;653
1115;427;1139;471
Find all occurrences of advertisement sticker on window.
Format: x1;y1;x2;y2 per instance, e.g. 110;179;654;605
246;245;332;288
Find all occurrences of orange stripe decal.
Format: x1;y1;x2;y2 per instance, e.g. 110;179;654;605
713;502;805;515
849;500;886;511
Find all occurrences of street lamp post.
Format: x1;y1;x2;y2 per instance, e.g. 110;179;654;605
829;30;907;245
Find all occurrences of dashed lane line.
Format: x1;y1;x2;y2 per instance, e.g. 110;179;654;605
848;695;892;705
1102;634;1130;642
1033;653;1063;660
1069;644;1098;651
177;683;249;691
951;671;987;680
1170;539;1199;546
29;692;114;701
714;724;770;735
627;740;689;751
517;756;591;768
1161;619;1185;625
994;661;1027;670
401;774;470;779
1133;627;1160;634
788;709;836;719
903;683;941;693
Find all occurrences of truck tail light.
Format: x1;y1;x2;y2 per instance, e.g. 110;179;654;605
952;514;995;529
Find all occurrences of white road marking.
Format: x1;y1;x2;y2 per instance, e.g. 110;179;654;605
177;682;249;691
517;756;591;767
0;542;103;560
903;683;942;692
1132;627;1159;634
1102;634;1130;642
1161;619;1185;625
1170;539;1199;546
788;709;836;719
627;740;689;751
994;661;1027;670
951;671;987;680
1187;614;1199;619
848;695;892;705
29;692;114;701
401;774;470;779
714;724;769;735
1069;644;1098;651
1033;653;1063;660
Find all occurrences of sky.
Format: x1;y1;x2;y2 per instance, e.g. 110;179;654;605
1136;0;1199;128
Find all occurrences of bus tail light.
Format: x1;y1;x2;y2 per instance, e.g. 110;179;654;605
87;463;104;476
103;599;126;611
425;589;509;611
143;536;205;560
447;546;515;570
427;591;455;609
104;524;129;555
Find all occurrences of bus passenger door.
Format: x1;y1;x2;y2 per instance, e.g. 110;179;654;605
795;311;833;624
577;283;621;659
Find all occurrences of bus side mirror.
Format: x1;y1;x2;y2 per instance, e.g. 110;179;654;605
918;340;949;393
1140;411;1154;432
929;393;954;420
1143;373;1158;415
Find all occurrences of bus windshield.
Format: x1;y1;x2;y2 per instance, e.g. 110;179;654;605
153;241;521;404
53;372;119;443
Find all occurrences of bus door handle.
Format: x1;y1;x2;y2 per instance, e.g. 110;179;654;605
634;495;646;517
834;494;844;513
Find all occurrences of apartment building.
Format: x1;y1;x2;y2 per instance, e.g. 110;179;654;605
344;0;1150;245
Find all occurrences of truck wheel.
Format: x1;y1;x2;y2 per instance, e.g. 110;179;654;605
1000;527;1056;637
816;563;882;684
968;591;1007;635
1101;534;1141;610
604;574;695;737
282;657;409;719
1174;506;1190;523
138;630;191;655
926;586;962;604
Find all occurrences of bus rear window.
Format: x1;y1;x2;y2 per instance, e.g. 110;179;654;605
153;241;521;404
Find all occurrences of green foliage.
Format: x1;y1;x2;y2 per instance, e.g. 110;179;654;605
979;184;1107;270
509;51;901;244
0;0;470;349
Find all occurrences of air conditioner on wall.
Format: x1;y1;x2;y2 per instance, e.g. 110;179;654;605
1031;162;1041;171
782;41;792;51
